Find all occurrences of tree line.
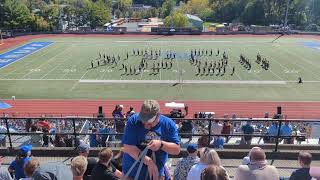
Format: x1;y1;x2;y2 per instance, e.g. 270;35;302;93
0;0;319;31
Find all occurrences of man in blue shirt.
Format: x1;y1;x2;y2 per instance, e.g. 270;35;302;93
241;120;254;145
280;121;293;144
122;100;180;180
267;122;279;143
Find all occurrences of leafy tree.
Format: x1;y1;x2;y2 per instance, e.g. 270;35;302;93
164;12;188;28
161;0;175;18
90;0;111;28
1;0;33;29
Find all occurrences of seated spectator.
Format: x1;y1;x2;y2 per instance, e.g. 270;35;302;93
280;121;293;144
0;156;13;180
30;125;43;147
89;128;100;147
0;124;7;147
8;145;32;180
174;144;200;180
32;162;72;180
179;120;194;141
211;120;223;144
187;148;227;180
241;147;267;165
76;143;97;180
201;165;229;180
21;158;40;180
91;148;122;180
267;122;279;143
240;120;254;145
221;121;233;143
54;133;66;147
234;147;279;180
289;151;312;180
71;156;88;180
111;148;124;171
197;130;209;148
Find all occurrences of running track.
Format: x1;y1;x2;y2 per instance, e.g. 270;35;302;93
1;100;320;119
1;34;320;119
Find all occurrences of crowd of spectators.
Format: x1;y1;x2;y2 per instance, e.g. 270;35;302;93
0;100;320;180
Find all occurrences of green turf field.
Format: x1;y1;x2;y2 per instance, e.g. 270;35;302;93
0;36;320;101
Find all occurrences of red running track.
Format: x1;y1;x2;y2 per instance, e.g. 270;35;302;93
1;100;320;119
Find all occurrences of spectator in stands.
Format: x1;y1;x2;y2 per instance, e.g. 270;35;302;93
179;120;194;141
174;144;200;180
200;165;229;180
197;130;209;148
21;158;40;180
241;147;266;165
234;147;279;180
111;147;124;171
113;105;126;140
267;122;279;143
8;145;32;180
42;128;52;147
0;124;7;147
30;125;43;147
187;148;227;180
211;120;223;144
0;156;13;180
71;156;88;180
91;148;122;180
240;120;254;145
25;119;32;133
64;135;74;147
126;106;135;118
99;124;114;146
289;151;312;180
280;121;293;144
122;100;180;180
76;143;97;180
53;133;66;147
32;162;72;180
221;121;233;143
89;128;100;147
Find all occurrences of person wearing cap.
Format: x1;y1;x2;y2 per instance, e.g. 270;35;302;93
76;143;98;180
122;100;180;180
173;144;199;180
8;145;32;180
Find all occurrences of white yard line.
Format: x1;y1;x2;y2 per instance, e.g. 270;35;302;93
21;45;73;79
69;70;90;91
2;44;58;78
79;79;288;84
40;45;75;79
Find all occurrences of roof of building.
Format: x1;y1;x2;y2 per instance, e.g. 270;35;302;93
185;14;203;22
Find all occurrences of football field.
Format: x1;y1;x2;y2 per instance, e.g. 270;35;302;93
0;35;320;101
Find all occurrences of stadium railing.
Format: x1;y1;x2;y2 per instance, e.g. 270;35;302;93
0;116;317;151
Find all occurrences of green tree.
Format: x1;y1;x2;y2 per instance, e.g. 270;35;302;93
90;0;111;28
241;0;266;25
161;0;175;18
164;12;188;28
1;0;33;29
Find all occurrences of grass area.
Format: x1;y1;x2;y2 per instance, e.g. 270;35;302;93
0;36;319;100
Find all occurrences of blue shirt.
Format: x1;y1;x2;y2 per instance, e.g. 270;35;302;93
9;156;31;180
268;124;279;136
241;124;254;135
122;114;180;180
89;134;99;147
280;124;292;136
